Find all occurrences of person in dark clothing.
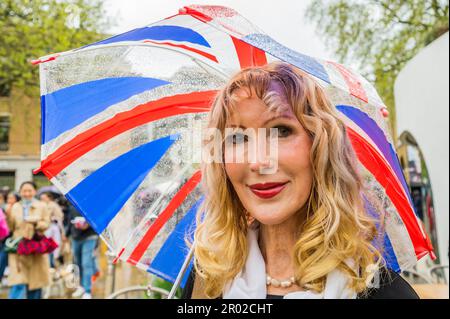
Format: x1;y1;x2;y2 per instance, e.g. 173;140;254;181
66;204;97;242
0;191;21;283
66;202;98;299
181;267;420;299
0;190;9;283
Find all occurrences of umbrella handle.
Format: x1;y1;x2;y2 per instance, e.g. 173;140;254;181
168;242;195;299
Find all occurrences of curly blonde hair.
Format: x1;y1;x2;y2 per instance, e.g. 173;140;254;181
190;61;384;298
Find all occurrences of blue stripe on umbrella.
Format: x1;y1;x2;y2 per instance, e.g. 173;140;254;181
364;196;400;272
42;77;170;144
148;197;203;289
337;105;413;207
40;96;46;144
383;231;401;272
65;134;179;234
243;33;331;84
85;25;211;48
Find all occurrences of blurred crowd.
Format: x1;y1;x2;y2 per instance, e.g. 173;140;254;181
0;182;100;299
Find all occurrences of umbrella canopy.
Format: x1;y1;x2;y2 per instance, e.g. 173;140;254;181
33;5;434;290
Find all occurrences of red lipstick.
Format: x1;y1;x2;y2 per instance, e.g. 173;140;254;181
248;182;288;199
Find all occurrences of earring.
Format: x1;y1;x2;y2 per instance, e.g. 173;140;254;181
245;210;255;226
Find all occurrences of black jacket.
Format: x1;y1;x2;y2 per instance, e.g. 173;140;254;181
181;267;419;299
66;203;97;241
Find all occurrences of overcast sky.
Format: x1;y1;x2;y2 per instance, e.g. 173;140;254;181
103;0;336;61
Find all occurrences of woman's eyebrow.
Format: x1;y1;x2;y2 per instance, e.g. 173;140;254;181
226;114;294;129
227;124;247;129
262;114;295;126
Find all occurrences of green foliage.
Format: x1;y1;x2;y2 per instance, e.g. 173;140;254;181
305;0;449;134
0;0;113;97
149;276;183;299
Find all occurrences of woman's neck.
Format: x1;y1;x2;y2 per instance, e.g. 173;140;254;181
258;213;302;280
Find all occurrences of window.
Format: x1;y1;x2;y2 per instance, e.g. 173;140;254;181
32;171;52;190
0;171;15;191
0;115;11;151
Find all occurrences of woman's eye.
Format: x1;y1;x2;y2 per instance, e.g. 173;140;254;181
274;125;292;138
226;133;247;144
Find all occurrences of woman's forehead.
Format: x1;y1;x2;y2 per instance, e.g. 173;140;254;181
224;79;296;126
226;97;295;127
232;80;286;99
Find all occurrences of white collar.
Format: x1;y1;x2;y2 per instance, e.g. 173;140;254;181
222;222;357;299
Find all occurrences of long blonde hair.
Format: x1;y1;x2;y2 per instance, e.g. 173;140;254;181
191;61;384;298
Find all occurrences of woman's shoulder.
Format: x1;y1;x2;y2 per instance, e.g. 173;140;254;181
182;267;211;299
182;268;196;299
9;202;21;215
11;201;21;210
359;267;420;299
31;199;47;209
183;267;420;299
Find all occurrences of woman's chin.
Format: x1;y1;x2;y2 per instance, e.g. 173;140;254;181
253;214;289;226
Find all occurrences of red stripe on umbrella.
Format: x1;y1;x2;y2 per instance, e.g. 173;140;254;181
347;127;434;259
127;170;202;265
37;91;217;178
143;40;218;63
231;36;267;69
328;61;368;103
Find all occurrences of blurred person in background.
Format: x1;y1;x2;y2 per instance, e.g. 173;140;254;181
6;192;21;213
0;189;7;211
0;192;21;286
40;192;66;268
67;202;99;299
39;192;64;224
6;182;51;299
0;186;11;205
55;197;71;234
0;191;9;286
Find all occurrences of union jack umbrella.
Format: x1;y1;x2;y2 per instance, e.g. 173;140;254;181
33;5;434;297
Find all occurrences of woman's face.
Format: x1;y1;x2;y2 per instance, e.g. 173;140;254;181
7;193;17;205
20;184;36;201
40;193;50;203
223;83;314;226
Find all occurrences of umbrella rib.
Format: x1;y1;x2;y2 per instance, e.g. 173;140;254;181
116;164;196;263
168;240;195;299
127;170;202;265
190;57;229;80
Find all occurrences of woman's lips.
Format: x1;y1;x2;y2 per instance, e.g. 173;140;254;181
248;182;288;199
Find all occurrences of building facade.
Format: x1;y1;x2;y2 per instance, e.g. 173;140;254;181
394;32;449;274
0;88;50;191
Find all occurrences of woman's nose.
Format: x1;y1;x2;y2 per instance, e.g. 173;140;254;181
249;157;273;173
248;145;277;174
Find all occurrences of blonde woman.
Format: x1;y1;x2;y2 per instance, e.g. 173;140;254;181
182;62;418;299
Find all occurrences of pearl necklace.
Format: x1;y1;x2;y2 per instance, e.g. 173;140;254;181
266;274;296;288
